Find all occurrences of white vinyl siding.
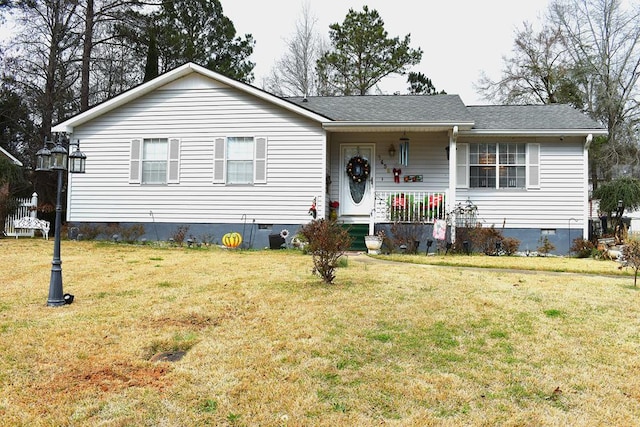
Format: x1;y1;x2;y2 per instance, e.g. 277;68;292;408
455;141;586;229
67;73;325;224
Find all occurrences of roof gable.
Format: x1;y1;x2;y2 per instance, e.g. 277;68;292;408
53;63;328;133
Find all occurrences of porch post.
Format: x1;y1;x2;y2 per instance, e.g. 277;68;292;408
369;208;375;236
448;126;458;243
583;134;593;240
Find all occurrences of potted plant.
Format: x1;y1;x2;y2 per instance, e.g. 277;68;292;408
329;200;339;220
364;230;385;254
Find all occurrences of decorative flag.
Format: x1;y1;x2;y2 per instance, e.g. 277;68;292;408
433;219;447;240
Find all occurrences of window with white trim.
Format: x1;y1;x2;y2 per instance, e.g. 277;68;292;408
142;138;168;184
457;142;539;189
213;136;267;184
129;138;180;185
227;137;254;183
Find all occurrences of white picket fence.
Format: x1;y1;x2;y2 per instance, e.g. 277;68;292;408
4;192;38;238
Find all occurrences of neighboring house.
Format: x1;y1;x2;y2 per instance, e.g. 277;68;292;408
0;146;23;168
52;63;606;253
0;146;23;199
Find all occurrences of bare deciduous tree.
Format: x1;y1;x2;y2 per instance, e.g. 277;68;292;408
476;23;581;106
8;0;82;138
550;0;640;186
476;0;640;189
262;2;324;97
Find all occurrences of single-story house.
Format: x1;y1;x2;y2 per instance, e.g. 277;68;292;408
52;62;607;253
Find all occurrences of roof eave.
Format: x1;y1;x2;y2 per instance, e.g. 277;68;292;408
0;146;23;166
459;129;608;137
52;63;327;133
322;121;475;132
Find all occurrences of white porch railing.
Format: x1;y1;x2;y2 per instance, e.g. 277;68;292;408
4;192;38;237
373;190;447;223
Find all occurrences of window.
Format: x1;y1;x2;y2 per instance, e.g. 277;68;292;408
213;136;267;184
142;138;168;184
458;142;537;189
227;137;254;184
129;138;180;184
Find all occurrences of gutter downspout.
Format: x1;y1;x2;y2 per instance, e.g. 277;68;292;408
583;134;593;240
449;126;458;243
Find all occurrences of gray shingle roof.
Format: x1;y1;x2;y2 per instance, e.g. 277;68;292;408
286;94;473;123
285;94;605;131
467;104;603;130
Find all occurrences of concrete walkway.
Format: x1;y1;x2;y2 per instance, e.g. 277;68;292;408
346;252;632;281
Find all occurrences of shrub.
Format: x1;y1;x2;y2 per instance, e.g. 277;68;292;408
104;223;146;243
77;223;105;240
389;221;423;254
120;224;145;243
570;238;595;258
452;225;519;256
451;226;475;254
299;219;353;284
171;225;190;246
501;237;520;255
471;225;503;255
537;236;556;256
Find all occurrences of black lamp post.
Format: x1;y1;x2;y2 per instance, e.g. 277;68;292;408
36;134;86;306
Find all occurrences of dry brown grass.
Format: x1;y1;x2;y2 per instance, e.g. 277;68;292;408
2;239;640;426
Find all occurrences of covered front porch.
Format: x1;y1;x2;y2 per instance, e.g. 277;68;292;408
327;129;459;233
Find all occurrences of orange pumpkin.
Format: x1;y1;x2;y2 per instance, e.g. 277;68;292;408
222;232;242;248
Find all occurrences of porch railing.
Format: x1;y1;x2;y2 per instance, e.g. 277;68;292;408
373;190;447;223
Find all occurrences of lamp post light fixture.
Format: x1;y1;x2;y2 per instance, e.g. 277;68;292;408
425;238;434;255
36;133;86;306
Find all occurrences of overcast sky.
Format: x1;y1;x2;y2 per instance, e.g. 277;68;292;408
222;0;552;104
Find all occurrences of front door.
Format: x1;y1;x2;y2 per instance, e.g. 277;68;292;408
340;144;374;216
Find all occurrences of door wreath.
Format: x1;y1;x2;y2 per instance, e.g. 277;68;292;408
346;155;370;183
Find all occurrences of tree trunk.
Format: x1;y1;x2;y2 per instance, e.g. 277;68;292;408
81;0;94;111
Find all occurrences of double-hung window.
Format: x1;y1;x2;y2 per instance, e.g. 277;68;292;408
458;142;539;189
129;138;180;184
213;136;267;184
142;138;168;184
227;137;255;184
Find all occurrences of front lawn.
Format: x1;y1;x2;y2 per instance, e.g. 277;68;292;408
1;239;639;426
379;252;630;276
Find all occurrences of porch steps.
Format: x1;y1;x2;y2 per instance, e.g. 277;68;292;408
343;223;368;251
